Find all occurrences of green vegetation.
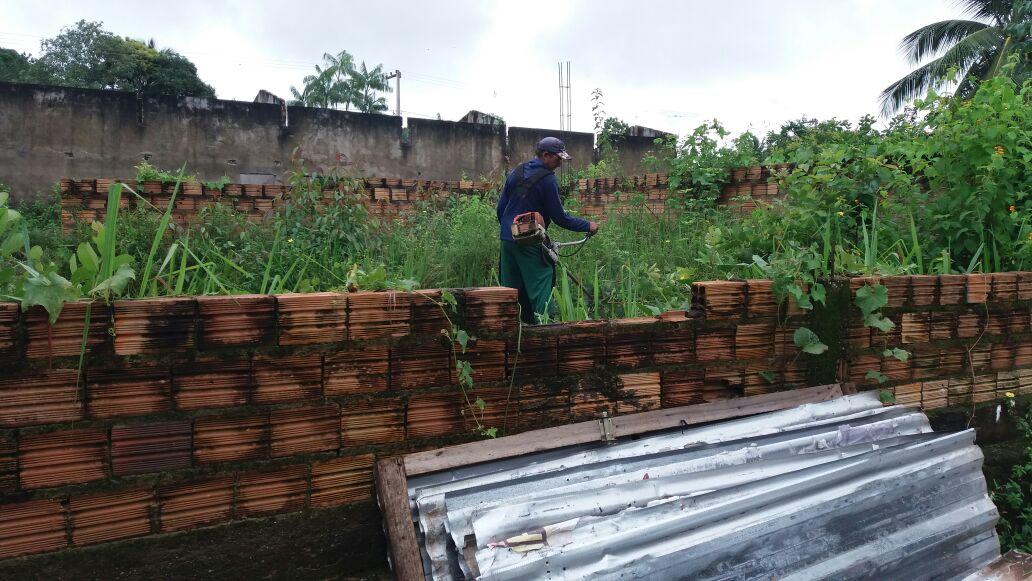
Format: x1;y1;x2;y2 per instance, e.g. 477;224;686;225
1;71;1029;330
881;0;1030;115
993;400;1032;552
289;50;393;113
0;20;215;98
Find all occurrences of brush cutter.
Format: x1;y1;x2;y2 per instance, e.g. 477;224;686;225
511;212;596;307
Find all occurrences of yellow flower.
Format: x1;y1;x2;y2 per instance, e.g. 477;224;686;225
994;145;1006;156
1027;232;1032;241
287;238;294;243
836;211;845;217
1010;205;1017;213
1005;391;1015;398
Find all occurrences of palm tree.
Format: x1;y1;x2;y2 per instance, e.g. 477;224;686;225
289;52;393;113
880;0;1031;116
290;63;333;107
321;50;358;110
350;61;392;113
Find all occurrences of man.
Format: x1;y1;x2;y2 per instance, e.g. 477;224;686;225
497;137;599;324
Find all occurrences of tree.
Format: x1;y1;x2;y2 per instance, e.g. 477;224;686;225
351;62;391;113
880;0;1031;115
7;20;214;97
0;48;32;82
290;51;392;113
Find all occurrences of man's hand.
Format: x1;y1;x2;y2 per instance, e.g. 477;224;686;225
588;221;599;235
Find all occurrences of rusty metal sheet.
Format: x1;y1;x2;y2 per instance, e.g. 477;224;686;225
403;393;1000;580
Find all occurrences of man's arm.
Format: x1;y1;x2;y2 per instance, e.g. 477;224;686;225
540;176;594;233
496;174;511;223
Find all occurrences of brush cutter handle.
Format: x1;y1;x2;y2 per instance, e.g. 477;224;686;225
553;235;591;248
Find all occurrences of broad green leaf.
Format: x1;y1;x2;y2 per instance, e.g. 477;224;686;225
810;282;826;306
455;329;470;353
90;263;136;297
879;390;896;404
866;370;889;384
855;284;888;316
474;397;486;411
758;370;776;383
793;326;828;355
864;312;896;332
0;232;24;257
76;243;100;272
439;289;458;312
0;207;21;237
481;427;498;438
882;348;910;362
787;284;813;310
456;360;473;387
21;271;79;324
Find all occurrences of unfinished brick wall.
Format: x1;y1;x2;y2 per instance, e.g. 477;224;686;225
57;177;496;230
0;280;812;562
57;165;788;230
843;273;1032;407
572;164;788;215
1;271;1022;565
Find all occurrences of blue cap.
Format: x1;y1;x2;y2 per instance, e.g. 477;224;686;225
537;137;572;159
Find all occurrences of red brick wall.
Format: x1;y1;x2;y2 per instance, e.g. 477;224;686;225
58;165;788;229
1;270;1025;562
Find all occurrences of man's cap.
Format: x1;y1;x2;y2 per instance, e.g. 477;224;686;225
537;136;572;160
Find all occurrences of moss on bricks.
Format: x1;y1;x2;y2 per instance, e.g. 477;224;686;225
806;278;850;387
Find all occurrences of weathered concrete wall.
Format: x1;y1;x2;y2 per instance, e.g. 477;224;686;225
615;135;663;176
0;82;417;200
506;126;594;171
0;82;676;202
407;118;506;181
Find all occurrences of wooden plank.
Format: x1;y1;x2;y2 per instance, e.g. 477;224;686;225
613;383;842;435
373;457;424;581
404;421;601;476
404;383;843;476
969;550;1032;580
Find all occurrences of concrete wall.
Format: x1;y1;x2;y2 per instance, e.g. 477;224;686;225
0;82;419;200
0;82;675;202
506;126;594;171
407;118;506;181
615;135;664;176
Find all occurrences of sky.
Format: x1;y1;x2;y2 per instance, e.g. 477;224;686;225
0;0;962;138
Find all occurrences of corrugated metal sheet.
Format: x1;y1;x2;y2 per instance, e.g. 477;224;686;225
405;393;1000;580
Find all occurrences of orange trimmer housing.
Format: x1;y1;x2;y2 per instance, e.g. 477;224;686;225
511;212;547;245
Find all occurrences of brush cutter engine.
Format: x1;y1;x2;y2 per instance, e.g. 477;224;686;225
511;212;547;246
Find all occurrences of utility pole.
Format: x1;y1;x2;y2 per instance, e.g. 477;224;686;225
385;70;401;116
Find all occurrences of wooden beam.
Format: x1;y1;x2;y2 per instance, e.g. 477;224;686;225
373;457;424;581
612;383;842;435
403;383;843;476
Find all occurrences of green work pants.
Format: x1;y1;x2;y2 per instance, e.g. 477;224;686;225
499;240;554;324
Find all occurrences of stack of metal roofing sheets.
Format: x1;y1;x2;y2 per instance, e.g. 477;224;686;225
405;392;1000;580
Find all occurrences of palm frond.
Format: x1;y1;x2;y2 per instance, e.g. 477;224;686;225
881;27;1004;115
954;0;1016;24
899;19;989;64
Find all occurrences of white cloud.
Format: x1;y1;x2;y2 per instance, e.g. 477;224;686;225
0;0;965;137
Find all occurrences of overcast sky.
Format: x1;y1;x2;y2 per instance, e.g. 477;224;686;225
1;1;960;137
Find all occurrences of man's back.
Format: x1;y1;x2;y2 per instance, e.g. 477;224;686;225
496;158;589;241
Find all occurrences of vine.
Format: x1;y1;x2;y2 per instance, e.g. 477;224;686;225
853;283;908;388
419;289;499;438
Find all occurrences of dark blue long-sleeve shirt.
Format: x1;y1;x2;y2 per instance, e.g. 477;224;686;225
496;158;591;242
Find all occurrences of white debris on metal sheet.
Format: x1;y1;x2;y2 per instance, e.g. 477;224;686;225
405;392;1001;580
